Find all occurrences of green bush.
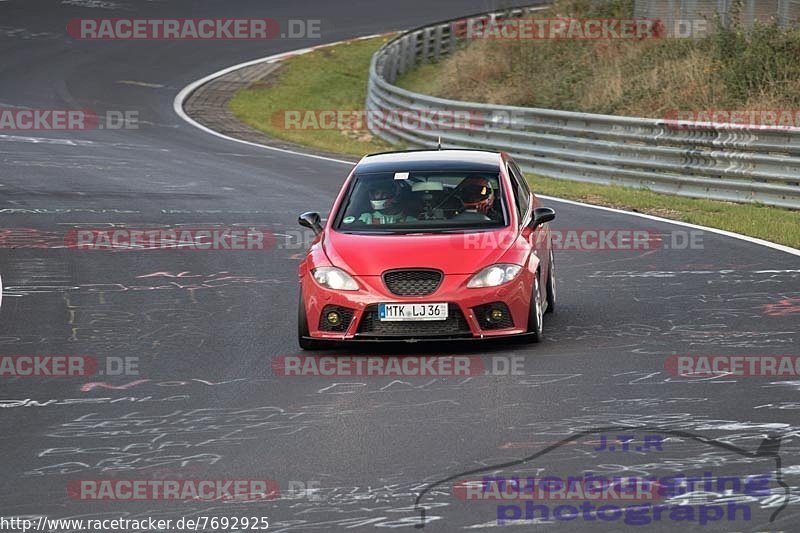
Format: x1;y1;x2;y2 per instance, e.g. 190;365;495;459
712;7;800;106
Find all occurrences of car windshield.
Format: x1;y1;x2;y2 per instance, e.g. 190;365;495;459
334;171;507;233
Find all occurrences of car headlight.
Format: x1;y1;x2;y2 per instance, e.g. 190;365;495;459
312;267;359;291
467;264;523;288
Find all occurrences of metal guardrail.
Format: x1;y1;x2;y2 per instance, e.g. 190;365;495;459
365;6;800;208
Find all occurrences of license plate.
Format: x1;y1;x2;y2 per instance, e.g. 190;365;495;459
379;303;448;321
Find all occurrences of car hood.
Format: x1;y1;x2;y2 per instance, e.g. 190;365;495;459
323;229;516;276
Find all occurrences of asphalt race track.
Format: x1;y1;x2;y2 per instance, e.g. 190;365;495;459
0;1;798;531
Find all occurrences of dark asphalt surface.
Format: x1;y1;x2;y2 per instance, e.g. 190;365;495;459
0;1;798;532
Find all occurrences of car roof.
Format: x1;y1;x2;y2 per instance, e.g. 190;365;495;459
355;149;504;174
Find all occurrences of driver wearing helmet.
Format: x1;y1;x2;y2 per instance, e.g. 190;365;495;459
358;181;412;225
455;177;495;220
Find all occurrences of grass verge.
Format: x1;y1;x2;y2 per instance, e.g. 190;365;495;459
530;175;799;248
228;33;800;249
229;35;394;157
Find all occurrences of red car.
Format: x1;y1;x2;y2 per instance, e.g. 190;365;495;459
297;149;555;349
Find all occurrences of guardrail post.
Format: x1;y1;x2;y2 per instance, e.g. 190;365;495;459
445;22;457;55
397;37;408;76
777;0;791;28
745;0;756;27
717;0;730;29
421;28;431;63
433;25;443;61
412;31;422;67
387;44;399;83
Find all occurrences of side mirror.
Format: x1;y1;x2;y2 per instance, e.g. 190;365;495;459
531;207;556;229
298;211;323;235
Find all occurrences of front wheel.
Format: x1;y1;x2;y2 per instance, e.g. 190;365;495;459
524;274;543;343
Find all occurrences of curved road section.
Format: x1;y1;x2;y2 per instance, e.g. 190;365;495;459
0;1;797;531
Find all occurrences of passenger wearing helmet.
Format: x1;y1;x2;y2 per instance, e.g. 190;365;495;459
454;176;495;221
358;181;412;225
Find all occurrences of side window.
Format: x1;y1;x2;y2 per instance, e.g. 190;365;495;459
507;162;530;222
506;165;523;220
511;161;533;202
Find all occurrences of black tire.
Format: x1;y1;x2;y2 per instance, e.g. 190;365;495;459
524;273;543;343
297;290;329;351
545;249;556;314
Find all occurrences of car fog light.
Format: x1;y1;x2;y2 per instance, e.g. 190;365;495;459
326;311;341;326
489;308;504;322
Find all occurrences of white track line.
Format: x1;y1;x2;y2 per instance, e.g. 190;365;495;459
538;195;800;256
174;36;800;257
173;35;384;166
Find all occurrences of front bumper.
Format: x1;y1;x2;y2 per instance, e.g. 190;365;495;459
301;271;534;341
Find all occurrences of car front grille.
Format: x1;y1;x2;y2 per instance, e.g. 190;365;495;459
382;269;443;296
356;304;471;338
